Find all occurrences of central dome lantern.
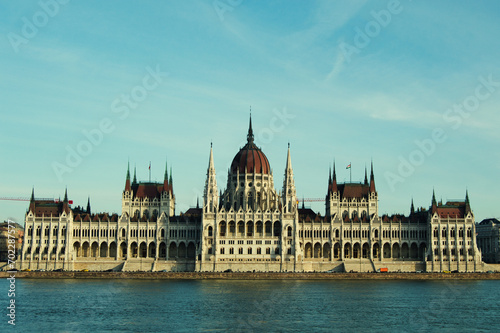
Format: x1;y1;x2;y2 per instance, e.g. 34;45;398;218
230;116;271;174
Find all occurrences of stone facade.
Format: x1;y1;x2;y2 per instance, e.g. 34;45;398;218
18;117;483;272
476;218;500;263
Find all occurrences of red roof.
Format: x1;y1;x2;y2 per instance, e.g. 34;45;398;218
231;142;270;174
134;183;163;199
437;206;465;218
338;183;370;200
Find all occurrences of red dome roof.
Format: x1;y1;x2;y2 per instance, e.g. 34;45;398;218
231;143;270;174
230;116;271;174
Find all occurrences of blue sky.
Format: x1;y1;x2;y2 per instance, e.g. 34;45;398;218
1;0;500;225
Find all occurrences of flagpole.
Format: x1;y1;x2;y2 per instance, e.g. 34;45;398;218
350;161;352;183
149;161;151;182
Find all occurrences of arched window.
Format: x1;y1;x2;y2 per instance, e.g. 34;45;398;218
208;226;213;237
287;226;292;237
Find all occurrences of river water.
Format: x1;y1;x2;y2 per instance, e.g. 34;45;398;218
1;278;499;332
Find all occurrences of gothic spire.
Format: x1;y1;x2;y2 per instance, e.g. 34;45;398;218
285;143;292;171
431;189;438;214
331;161;338;193
247;112;254;144
125;163;132;191
208;144;215;170
364;166;368;185
410;198;415;214
169;166;173;190
164;159;169;181
87;197;91;215
29;187;35;213
465;189;471;214
133;165;137;184
369;161;376;192
64;187;68;202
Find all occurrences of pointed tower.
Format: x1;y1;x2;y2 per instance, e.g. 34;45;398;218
410;198;415;215
332;162;338;193
125;162;131;192
369;161;376;193
247;114;254;144
133;165;137;185
87;197;91;215
364;166;368;185
122;162;134;216
431;189;438;214
169;167;173;193
29;187;36;213
465;190;472;215
160;159;175;217
63;188;70;215
328;166;332;190
282;143;297;214
163;159;169;192
326;162;339;217
367;161;378;216
204;143;219;214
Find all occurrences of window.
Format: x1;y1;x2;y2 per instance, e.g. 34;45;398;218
266;248;271;254
208;226;213;237
220;248;225;255
257;248;261;254
248;248;252;255
238;248;243;254
229;248;234;255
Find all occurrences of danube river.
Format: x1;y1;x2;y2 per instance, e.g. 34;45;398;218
1;278;499;332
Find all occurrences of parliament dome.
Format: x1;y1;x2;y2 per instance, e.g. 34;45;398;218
230;117;270;174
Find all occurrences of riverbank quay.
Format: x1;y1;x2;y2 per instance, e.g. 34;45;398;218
2;271;500;280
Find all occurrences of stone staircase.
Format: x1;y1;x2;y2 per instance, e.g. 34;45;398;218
122;258;155;272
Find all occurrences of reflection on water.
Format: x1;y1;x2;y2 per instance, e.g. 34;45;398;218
1;278;499;332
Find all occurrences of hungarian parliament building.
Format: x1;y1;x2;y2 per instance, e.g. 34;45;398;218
19;117;484;273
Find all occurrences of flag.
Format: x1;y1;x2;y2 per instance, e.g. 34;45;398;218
346;164;351;169
149;162;151;170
